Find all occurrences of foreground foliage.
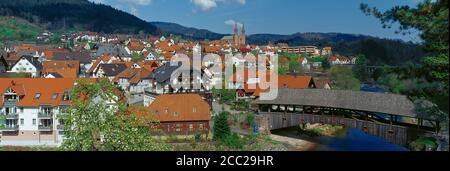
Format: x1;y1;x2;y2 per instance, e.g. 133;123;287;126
60;79;171;151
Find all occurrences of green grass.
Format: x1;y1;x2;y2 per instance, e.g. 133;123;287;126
0;16;43;41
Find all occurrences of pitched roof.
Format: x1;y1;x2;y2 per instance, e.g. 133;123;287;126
252;89;420;118
98;63;128;77
278;75;315;89
147;94;211;122
113;68;152;84
0;78;78;107
53;52;92;64
127;41;145;51
149;61;182;83
12;55;43;70
43;48;70;59
42;60;80;78
96;44;129;57
88;54;116;73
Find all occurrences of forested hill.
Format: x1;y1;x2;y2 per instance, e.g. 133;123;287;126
0;0;160;34
248;32;425;65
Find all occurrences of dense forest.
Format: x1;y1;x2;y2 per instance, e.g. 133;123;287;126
0;0;160;34
150;22;225;40
248;32;425;66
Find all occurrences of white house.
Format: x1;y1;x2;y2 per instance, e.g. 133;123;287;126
8;55;42;77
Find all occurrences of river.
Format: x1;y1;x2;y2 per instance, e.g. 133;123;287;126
271;127;409;151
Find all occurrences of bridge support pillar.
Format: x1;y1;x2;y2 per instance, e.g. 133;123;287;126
256;115;271;135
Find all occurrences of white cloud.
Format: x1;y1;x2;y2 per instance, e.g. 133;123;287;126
225;19;243;29
192;0;218;11
191;0;247;11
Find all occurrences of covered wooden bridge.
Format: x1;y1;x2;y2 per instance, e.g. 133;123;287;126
252;89;440;146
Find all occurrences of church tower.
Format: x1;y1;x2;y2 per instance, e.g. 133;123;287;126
233;23;239;47
240;24;246;47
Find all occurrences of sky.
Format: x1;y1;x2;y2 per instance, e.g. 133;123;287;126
89;0;422;42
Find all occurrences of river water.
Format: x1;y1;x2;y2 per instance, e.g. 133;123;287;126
272;127;409;151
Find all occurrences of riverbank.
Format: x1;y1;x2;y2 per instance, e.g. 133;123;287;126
269;134;317;151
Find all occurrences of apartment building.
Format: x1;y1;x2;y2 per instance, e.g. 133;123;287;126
0;78;76;146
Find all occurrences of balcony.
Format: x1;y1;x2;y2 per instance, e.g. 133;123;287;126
3;113;19;120
38;125;53;131
38;112;53;119
3;100;18;107
1;125;19;131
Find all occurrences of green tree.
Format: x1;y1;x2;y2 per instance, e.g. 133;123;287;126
131;53;145;62
213;111;231;141
60;79;170;151
361;1;448;89
353;54;368;81
361;0;449;125
322;59;331;70
328;66;361;91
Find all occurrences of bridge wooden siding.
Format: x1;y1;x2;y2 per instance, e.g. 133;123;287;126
260;112;408;146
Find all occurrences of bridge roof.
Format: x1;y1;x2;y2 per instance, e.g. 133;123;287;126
253;89;423;119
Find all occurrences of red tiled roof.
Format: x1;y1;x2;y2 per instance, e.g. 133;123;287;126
147;94;211;122
0;78;80;107
43;60;80;78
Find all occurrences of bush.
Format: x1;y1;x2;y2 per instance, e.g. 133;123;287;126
409;137;438;151
213;112;231;141
220;133;243;149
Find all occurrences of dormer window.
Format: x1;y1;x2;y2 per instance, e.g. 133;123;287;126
52;93;59;100
34;93;41;99
62;91;70;101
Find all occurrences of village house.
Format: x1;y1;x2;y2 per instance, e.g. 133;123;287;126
8;55;42;77
125;40;146;55
314;79;332;90
87;54;122;77
231;70;316;100
145;94;211;135
95;44;129;57
93;63;128;81
42;60;80;78
52;52;93;77
113;68;153;104
329;56;355;65
0;78;75;146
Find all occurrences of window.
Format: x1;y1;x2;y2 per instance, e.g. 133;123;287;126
51;93;59;100
199;124;204;131
20;119;24;126
193;107;197;113
173;112;179;117
62;91;70;101
175;124;182;132
189;124;194;131
32;119;36;126
165;109;168;114
34;93;41;99
20;108;24;113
